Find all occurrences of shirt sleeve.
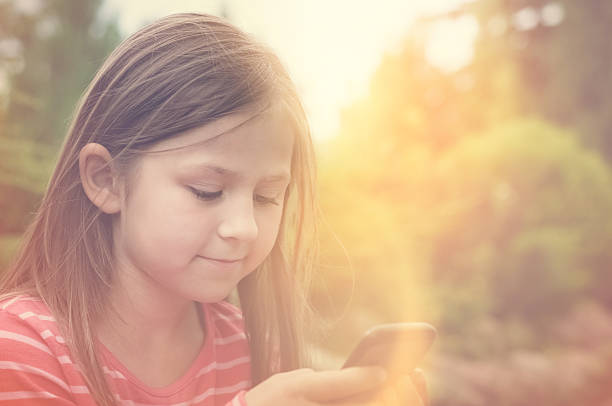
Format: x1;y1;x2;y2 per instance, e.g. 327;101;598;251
225;390;248;406
0;311;77;405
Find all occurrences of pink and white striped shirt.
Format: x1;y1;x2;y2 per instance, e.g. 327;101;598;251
0;295;251;405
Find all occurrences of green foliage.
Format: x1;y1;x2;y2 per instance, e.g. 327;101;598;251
319;113;612;340
314;3;612;403
0;0;121;234
2;0;121;146
467;0;612;160
315;7;612;382
430;119;612;327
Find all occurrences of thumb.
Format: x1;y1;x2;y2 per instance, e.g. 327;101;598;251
300;367;387;402
410;368;429;406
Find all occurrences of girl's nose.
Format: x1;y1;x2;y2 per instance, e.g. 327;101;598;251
217;198;258;242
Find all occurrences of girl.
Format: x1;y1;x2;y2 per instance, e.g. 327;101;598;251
0;13;426;406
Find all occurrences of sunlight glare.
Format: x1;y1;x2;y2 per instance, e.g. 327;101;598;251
103;0;473;141
425;15;479;73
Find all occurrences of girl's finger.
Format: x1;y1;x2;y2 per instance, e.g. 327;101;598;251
299;367;387;403
394;374;424;406
380;383;400;406
410;369;429;406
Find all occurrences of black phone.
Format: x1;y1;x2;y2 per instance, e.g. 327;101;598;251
342;322;437;376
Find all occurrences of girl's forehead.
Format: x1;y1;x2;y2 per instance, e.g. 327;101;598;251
149;105;294;154
158;111;294;182
152;111;257;151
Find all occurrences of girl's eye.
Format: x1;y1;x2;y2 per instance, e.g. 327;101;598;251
189;187;280;206
189;187;222;201
254;194;280;206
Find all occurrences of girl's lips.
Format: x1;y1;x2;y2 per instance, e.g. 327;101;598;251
198;256;243;263
197;256;243;272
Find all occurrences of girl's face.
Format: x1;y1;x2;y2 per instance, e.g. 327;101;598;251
112;109;294;303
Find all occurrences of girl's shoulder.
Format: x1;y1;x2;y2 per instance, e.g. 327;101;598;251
0;294;91;402
0;294;65;352
0;294;54;322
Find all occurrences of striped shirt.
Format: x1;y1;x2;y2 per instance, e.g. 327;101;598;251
0;295;251;405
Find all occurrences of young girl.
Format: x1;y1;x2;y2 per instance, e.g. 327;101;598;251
0;13;426;406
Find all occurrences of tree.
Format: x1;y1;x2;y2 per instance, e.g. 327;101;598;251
315;10;612;353
428;119;612;326
464;0;612;161
0;0;120;235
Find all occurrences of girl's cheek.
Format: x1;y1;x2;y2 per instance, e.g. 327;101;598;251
260;211;284;248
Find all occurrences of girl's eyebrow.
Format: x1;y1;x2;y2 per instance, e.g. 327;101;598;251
185;163;291;183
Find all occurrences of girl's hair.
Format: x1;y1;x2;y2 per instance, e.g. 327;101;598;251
0;13;318;406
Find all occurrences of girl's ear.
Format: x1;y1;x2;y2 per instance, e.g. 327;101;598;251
79;143;122;214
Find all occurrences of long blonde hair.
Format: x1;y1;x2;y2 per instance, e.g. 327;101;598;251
0;13;318;406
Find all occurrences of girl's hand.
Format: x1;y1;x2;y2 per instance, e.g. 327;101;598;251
331;368;428;406
244;367;428;406
410;368;429;406
244;367;387;406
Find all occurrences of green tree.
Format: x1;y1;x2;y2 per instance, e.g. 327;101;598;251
0;0;120;237
315;13;612;354
429;119;612;328
464;0;612;160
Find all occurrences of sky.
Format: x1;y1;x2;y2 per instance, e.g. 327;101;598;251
102;0;476;141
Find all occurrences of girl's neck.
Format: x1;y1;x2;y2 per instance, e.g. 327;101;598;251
94;266;207;388
96;261;206;357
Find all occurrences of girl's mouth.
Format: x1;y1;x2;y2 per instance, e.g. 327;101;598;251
198;256;244;263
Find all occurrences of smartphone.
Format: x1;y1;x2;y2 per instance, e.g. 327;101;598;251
342;322;437;376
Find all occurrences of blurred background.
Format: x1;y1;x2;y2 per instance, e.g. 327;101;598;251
1;0;612;404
